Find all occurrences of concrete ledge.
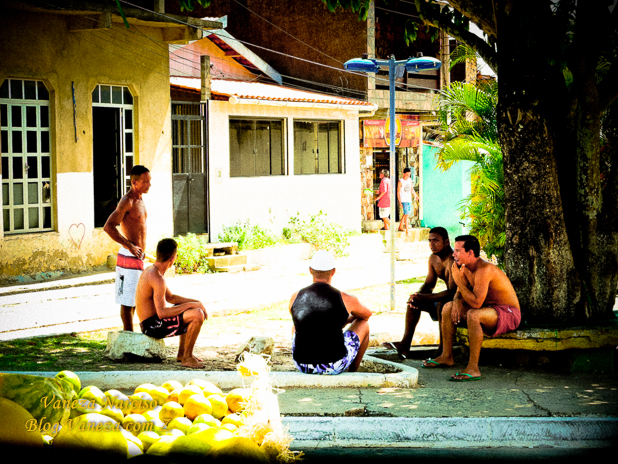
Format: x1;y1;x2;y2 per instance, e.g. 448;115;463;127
456;326;618;351
283;416;618;448
8;356;418;390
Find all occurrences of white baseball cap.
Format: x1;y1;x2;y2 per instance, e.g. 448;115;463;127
310;250;336;271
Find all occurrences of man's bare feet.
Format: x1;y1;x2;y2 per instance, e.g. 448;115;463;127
177;354;203;362
181;356;204;369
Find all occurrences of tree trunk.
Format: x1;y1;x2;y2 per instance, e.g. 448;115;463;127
497;1;617;324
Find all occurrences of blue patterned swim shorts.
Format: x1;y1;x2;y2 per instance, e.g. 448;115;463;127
292;331;360;375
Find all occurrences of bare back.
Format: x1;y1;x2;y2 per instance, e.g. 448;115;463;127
135;266;163;322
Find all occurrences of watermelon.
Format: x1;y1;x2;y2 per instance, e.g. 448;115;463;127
0;373;75;430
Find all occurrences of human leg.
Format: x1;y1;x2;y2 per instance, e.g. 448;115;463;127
121;305;135;332
177;308;206;369
346;318;370;372
422;301;455;367
451;308;497;380
388;300;422;358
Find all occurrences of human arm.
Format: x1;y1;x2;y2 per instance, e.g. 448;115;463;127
151;279;204;319
397;180;403;205
341;292;372;322
451;262;490;309
103;197;143;258
165;288;207;319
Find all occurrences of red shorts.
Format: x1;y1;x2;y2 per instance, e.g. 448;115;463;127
484;305;521;337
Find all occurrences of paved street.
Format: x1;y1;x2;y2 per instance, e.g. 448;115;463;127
0;254;427;340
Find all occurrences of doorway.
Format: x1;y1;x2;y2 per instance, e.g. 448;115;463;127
93;107;122;227
171;102;208;236
92;85;134;228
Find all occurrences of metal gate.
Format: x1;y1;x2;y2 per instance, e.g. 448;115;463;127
171;102;208;236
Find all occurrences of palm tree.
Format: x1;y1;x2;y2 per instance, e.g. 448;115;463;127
433;75;505;265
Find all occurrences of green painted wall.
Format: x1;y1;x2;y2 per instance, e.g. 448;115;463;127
421;144;472;241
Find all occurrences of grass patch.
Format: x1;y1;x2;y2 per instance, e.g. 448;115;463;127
0;332;108;372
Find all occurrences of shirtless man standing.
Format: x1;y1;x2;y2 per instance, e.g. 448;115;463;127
424;235;521;381
135;238;207;369
384;227;457;360
104;165;151;331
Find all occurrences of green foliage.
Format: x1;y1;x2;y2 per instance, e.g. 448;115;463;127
174;233;213;274
218;221;280;251
286;211;351;257
178;0;211;12
434;80;505;266
448;44;478;71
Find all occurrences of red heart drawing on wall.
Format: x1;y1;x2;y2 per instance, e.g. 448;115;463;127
69;223;86;249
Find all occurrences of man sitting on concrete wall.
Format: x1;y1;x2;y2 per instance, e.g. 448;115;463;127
427;235;521;381
289;250;373;374
385;226;457;361
135;238;207;369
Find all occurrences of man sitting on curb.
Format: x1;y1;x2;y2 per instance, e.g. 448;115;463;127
383;227;457;360
135;238;208;369
424;235;521;381
289;250;373;374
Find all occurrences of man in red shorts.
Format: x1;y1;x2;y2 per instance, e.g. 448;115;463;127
423;235;521;381
135;238;207;369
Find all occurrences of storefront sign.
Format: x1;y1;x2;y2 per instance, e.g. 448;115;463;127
363;117;420;148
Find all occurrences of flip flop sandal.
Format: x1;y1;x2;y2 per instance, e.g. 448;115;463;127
421;358;448;368
449;372;482;382
382;342;407;360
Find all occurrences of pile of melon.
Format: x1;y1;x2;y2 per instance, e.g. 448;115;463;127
0;361;299;462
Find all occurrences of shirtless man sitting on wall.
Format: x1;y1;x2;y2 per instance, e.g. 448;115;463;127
423;235;521;381
135;238;207;369
384;227;457;360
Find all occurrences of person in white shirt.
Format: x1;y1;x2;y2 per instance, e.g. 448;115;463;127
397;167;419;235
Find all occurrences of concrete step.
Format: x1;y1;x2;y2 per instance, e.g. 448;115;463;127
202;242;239;257
381;227;429;243
215;263;261;273
206;253;247;270
384;240;430;253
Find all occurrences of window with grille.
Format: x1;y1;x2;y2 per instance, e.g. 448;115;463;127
229;118;285;177
1;79;52;234
293;121;342;175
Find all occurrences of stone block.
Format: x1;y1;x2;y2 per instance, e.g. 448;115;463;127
104;330;166;362
234;336;275;362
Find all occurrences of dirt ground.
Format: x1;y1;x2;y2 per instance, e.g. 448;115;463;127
100;317;298;372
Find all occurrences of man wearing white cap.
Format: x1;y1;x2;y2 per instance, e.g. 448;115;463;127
289;250;372;374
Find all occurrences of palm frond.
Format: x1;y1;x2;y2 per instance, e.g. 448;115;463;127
448;44;478;71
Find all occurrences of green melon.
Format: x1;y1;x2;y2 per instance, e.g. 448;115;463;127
0;373;75;430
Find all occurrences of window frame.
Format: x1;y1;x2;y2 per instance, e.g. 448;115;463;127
229;117;286;178
1;78;53;234
293;119;344;175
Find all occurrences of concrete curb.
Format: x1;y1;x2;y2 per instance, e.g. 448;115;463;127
8;357;418;390
282;416;618;448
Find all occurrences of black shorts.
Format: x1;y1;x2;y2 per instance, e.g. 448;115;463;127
415;301;440;322
140;314;188;339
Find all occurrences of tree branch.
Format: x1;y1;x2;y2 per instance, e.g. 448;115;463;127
415;0;498;74
447;0;498;39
